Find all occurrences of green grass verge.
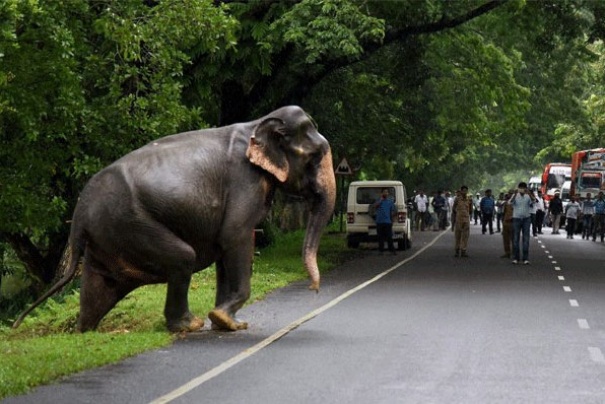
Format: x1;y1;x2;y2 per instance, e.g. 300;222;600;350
0;229;349;400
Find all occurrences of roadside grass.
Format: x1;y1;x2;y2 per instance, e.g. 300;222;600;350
0;227;349;400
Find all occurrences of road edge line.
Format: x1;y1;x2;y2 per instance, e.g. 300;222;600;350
149;230;447;403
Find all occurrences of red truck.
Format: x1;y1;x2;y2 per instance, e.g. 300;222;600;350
540;162;571;202
571;148;605;198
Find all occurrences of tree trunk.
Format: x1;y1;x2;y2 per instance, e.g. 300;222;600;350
1;233;59;295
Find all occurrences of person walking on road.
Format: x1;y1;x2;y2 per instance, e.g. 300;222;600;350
414;190;429;231
534;191;545;235
564;195;581;239
473;192;482;225
480;189;495;235
501;190;514;258
432;190;447;230
453;185;473;257
496;192;506;233
509;182;536;265
548;192;564;234
581;193;595;240
593;191;605;242
372;188;397;254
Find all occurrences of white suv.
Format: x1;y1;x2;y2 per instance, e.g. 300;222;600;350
346;180;412;250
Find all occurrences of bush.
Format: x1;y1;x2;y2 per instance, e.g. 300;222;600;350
255;219;279;248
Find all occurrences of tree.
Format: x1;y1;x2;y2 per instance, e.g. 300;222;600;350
0;0;237;292
2;0;605;299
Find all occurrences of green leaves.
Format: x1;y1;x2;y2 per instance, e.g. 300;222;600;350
270;0;384;63
0;0;237;285
2;0;605;291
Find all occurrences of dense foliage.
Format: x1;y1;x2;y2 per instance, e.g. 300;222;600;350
1;0;604;296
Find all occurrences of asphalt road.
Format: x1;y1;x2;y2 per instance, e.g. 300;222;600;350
5;223;605;404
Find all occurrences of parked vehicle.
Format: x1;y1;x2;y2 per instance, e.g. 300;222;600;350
570;148;605;198
346;180;412;250
528;176;541;193
540;162;571;202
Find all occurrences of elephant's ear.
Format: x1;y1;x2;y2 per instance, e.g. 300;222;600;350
246;118;289;182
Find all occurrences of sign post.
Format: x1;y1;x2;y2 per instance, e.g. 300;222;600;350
334;158;353;232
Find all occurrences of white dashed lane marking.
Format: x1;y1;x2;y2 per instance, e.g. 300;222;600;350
589;347;605;363
542;241;604;364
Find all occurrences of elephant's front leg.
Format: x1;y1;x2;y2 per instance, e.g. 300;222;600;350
209;242;253;331
163;246;204;333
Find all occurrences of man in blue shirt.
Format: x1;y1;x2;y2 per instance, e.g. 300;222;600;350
509;181;536;265
480;189;496;235
581;193;595;240
372;188;397;254
593;191;605;242
431;190;447;230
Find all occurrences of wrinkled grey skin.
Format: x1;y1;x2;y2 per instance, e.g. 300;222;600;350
14;106;336;333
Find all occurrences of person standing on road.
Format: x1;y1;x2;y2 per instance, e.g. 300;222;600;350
509;182;536;265
581;193;595;240
500;190;514;259
480;189;495;235
414;190;429;231
564;195;581;239
372;188;397;254
432;190;447;230
473;192;482;225
446;191;454;227
453;185;473;257
496;192;505;233
451;189;461;232
593;191;605;242
548;192;564;234
534;191;545;235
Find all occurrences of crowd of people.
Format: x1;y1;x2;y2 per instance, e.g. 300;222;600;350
406;185;605;264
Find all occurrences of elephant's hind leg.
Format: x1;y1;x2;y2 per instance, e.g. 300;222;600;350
114;222;203;333
78;263;140;332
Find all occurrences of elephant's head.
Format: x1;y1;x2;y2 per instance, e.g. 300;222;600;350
246;106;336;291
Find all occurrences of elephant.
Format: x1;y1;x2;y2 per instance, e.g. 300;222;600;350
13;105;336;333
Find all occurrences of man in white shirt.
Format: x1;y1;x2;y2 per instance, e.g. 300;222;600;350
414;190;429;231
510;182;536;264
534;191;545;235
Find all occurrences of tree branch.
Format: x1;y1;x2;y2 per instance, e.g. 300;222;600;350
259;0;510;108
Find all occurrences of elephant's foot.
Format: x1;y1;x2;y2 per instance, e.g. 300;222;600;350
208;309;248;331
167;314;204;333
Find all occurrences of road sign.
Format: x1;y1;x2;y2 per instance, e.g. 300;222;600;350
335;158;352;175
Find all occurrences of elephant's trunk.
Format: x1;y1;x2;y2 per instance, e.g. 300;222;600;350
303;149;336;291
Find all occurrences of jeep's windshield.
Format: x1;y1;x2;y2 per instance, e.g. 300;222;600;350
356;187;396;204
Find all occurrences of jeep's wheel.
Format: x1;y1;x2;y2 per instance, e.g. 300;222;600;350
397;239;406;251
347;238;360;249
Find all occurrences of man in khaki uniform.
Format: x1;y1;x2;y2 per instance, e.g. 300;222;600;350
453;185;473;257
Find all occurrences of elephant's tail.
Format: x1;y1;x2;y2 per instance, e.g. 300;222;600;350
12;239;83;329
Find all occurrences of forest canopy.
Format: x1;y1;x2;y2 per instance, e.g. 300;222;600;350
1;0;605;292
